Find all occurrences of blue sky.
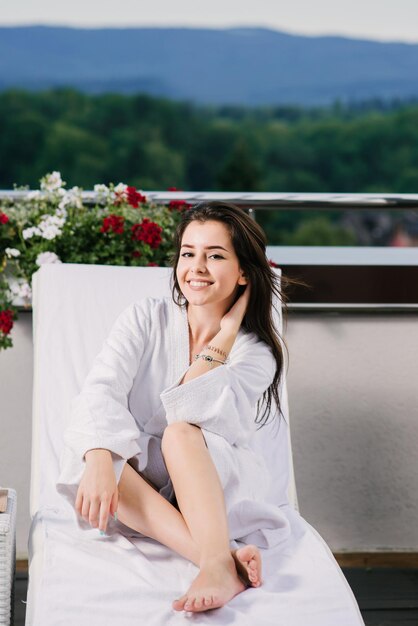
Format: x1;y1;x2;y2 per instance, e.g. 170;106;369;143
2;0;418;43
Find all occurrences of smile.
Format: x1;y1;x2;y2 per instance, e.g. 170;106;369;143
187;281;213;289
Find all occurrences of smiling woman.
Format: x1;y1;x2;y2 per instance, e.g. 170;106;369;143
177;220;249;345
56;200;364;622
177;220;252;381
169;201;306;428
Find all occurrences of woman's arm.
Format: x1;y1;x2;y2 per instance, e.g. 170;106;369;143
57;300;152;530
179;326;237;384
180;284;250;385
160;284;277;447
62;300;151;464
160;332;276;447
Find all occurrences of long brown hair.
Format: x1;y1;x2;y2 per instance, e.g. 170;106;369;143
169;201;306;429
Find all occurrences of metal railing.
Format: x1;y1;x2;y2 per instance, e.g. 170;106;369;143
2;189;418;208
2;190;418;312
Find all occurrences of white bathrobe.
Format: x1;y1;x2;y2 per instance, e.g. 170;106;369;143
57;295;291;548
54;294;365;625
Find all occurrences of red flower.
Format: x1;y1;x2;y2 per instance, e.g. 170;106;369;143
268;259;279;268
168;200;192;212
127;186;147;208
0;211;9;224
132;250;142;258
131;218;162;249
100;214;125;234
166;187;191;212
0;309;14;335
147;262;159;267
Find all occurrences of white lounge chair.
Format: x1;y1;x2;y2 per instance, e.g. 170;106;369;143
26;263;363;626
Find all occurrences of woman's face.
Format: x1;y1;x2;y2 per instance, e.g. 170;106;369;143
176;220;247;308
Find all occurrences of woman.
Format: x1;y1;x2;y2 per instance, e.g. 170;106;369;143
56;202;363;622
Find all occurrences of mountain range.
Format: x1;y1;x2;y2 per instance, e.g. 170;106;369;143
1;26;418;106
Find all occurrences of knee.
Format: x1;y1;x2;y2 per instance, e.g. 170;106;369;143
161;421;201;452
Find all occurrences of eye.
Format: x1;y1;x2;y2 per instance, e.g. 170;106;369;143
180;252;224;259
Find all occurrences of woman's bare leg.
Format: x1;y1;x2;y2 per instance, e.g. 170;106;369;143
117;461;201;564
161;421;258;613
116;461;262;590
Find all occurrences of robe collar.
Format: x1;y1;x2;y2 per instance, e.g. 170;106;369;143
168;297;190;383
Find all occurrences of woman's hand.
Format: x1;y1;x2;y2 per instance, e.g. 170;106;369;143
220;283;251;334
75;449;119;533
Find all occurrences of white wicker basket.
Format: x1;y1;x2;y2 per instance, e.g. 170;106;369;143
0;488;16;626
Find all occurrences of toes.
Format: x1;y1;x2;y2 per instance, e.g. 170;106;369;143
184;597;194;611
204;595;213;608
172;594;188;611
233;548;261;587
193;596;204;610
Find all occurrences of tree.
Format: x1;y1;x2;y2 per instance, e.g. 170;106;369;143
217;138;261;191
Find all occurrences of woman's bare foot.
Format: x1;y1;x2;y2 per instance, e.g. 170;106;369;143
172;554;246;612
231;544;262;588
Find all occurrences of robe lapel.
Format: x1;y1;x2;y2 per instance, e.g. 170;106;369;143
167;297;190;384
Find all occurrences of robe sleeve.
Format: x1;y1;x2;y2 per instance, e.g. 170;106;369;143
159;331;276;447
56;299;150;501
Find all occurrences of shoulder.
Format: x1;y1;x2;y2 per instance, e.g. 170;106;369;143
113;296;170;335
131;295;170;316
231;328;276;376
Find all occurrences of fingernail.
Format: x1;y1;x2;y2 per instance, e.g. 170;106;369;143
114;512;118;521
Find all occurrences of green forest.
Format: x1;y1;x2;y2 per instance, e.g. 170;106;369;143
2;89;418;245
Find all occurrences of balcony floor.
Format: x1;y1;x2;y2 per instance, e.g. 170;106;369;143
13;568;418;625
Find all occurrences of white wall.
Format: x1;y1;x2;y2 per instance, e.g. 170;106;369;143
284;311;418;552
0;312;33;560
1;310;417;559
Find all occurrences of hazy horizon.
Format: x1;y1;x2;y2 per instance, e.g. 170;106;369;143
2;23;418;47
2;0;418;44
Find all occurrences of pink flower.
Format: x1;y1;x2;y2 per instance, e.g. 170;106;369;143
0;211;9;224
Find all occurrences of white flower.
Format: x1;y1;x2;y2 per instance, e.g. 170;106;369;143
114;183;128;194
36;251;62;266
37;214;65;240
5;248;21;258
22;226;42;240
26;190;41;200
10;280;32;300
39;225;61;240
40;171;64;192
55;206;68;219
94;184;109;195
58;186;83;211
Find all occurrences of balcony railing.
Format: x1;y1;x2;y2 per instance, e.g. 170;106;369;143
2;190;418;312
3;190;418;207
